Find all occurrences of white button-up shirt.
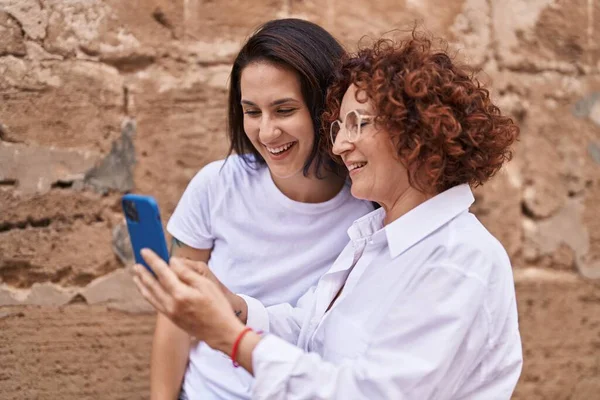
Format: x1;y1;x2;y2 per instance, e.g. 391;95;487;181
242;184;523;400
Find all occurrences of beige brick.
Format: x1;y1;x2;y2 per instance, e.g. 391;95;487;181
182;0;283;42
491;0;599;72
0;305;155;399
81;269;153;313
0;219;121;289
0;0;48;40
42;0;182;59
129;64;230;215
0;59;124;152
0;11;26;56
0;142;100;194
472;169;523;260
289;0;467;49
512;277;600;399
579;177;600;279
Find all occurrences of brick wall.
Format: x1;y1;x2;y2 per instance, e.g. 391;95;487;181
1;1;599;398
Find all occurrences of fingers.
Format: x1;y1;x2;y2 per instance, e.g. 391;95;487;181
171;257;210;289
175;258;228;291
140;249;185;294
132;266;169;314
178;258;209;276
133;262;199;324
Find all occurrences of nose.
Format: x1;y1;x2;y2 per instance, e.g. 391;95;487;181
259;116;282;144
332;127;354;156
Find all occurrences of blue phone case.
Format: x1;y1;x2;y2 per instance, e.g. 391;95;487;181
122;194;170;276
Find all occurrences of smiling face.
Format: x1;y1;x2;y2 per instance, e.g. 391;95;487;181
240;62;315;180
332;84;411;205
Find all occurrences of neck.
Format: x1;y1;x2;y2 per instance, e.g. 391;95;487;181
381;186;432;226
271;167;345;204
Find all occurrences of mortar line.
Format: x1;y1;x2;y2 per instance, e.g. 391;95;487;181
183;0;189;42
486;0;497;68
327;0;335;31
281;0;290;17
588;0;595;69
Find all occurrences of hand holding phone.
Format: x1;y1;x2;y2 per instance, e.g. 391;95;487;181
122;194;170;276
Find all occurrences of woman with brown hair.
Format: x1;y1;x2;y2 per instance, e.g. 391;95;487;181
153;18;373;400
135;30;523;399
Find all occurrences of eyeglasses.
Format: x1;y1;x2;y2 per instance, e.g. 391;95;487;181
330;109;375;145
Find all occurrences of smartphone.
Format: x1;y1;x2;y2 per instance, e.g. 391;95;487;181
122;194;170;276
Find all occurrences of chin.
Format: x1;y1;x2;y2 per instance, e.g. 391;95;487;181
350;185;369;200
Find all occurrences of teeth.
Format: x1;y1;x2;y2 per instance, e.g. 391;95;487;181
267;142;294;154
348;162;367;171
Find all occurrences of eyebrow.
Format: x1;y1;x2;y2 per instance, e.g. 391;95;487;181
241;98;300;107
338;108;372;120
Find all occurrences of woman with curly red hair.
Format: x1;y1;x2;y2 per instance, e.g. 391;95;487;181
133;31;523;399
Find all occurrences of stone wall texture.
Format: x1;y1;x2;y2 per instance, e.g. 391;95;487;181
1;0;599;399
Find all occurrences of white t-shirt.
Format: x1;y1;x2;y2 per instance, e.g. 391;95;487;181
166;154;373;400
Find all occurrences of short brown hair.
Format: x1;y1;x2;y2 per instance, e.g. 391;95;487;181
323;31;519;193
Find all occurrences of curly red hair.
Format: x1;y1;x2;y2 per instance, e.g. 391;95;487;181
323;31;519;194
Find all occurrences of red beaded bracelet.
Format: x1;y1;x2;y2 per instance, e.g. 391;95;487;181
231;327;253;368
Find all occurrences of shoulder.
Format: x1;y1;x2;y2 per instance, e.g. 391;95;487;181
195;158;226;180
442;212;519;342
189;154;264;190
452;212;510;266
427;211;512;285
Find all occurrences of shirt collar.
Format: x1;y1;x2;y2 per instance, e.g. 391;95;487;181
385;184;474;258
345;184;475;259
347;207;386;242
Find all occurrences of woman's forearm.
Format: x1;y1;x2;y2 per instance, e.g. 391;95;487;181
212;328;262;376
233;332;262;375
150;314;191;400
232;294;249;324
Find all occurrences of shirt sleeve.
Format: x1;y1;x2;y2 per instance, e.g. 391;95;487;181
166;161;221;249
241;285;317;345
251;265;503;400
